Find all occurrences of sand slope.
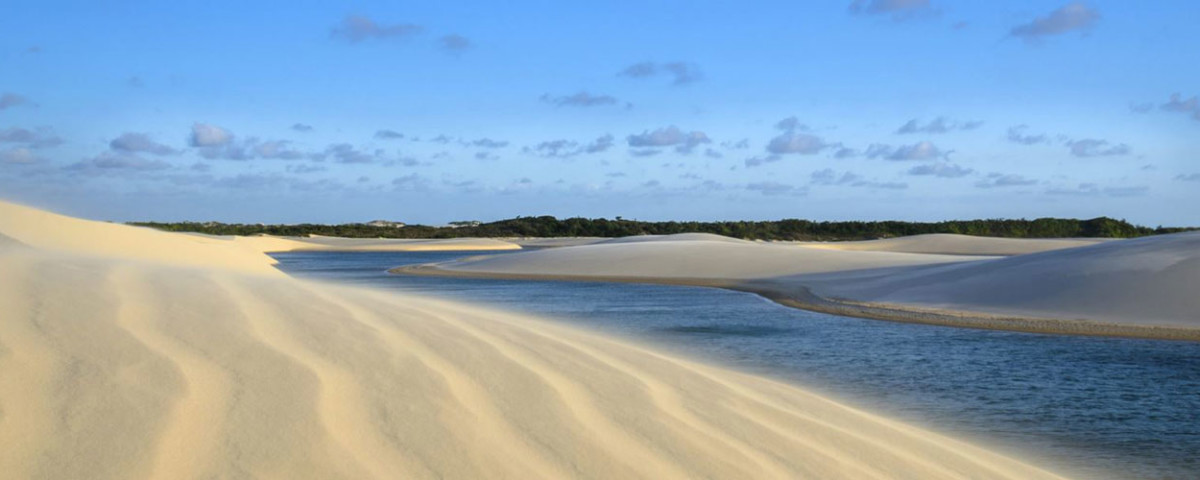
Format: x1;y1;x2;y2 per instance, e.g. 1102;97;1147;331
800;232;1200;328
0;201;282;276
435;238;976;280
0;200;1067;479
798;233;1107;256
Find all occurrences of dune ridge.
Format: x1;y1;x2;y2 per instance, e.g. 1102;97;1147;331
0;199;1067;479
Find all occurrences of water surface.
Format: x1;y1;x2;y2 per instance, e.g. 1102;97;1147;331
272;250;1200;480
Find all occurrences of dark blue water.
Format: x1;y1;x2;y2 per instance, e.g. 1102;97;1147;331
272;250;1200;480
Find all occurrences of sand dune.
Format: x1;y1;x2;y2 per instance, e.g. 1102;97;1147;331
431;238;976;280
799;232;1200;328
405;232;1200;338
0;201;283;276
0;199;1069;478
798;233;1107;256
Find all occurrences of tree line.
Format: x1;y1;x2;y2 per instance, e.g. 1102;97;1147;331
128;216;1195;241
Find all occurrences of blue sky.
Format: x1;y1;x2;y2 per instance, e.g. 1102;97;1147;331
2;0;1198;225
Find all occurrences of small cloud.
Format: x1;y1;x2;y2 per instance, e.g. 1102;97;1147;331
110;133;178;155
743;154;782;168
619;61;703;85
865;141;946;161
539;91;620;107
375;129;405;140
331;15;423;43
392;173;429;191
25;46;42;54
849;0;934;20
833;146;859;159
465;138;508;149
767;132;828;155
1161;93;1199;112
1173;173;1200;182
703;148;723;159
585;134;615;153
627;126;710;154
1006;125;1050;145
0;147;39;165
474;151;499;161
1159;93;1200;122
1067;139;1130;157
126;76;144;88
775;116;808;132
430;134;454;144
524;139;578;158
253;140;304;160
0;126;63;148
1010;2;1099;42
287;164;327;174
319;143;380;164
189;123;233;147
0;93;30;110
907;162;973;178
895;117;983;134
66;152;172;174
747;181;806;196
292;123;314;132
976;173;1037;188
721;139;750;149
1046;182;1100;196
439;34;471;52
811;169;862;185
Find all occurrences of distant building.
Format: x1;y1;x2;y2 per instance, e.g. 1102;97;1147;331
366;220;406;228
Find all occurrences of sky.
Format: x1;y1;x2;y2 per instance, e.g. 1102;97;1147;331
1;0;1198;225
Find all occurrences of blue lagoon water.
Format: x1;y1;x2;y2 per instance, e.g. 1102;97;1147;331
272;250;1200;480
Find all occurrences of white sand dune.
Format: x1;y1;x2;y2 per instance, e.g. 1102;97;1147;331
435;238;976;279
798;233;1107;256
0;202;283;276
798;232;1200;328
410;232;1200;338
0;200;1068;478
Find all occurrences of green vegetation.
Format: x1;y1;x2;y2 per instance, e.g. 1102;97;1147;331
129;216;1195;241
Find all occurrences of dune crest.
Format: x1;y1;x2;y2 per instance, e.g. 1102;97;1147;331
0;200;1066;479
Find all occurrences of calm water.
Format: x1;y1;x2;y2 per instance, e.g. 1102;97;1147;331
272;250;1200;480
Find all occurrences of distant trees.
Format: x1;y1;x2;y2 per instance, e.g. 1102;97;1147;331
128;216;1194;241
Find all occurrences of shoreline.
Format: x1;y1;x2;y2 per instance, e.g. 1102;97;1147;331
389;263;1200;342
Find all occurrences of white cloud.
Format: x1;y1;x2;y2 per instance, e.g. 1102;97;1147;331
330;15;422;43
1010;2;1099;41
